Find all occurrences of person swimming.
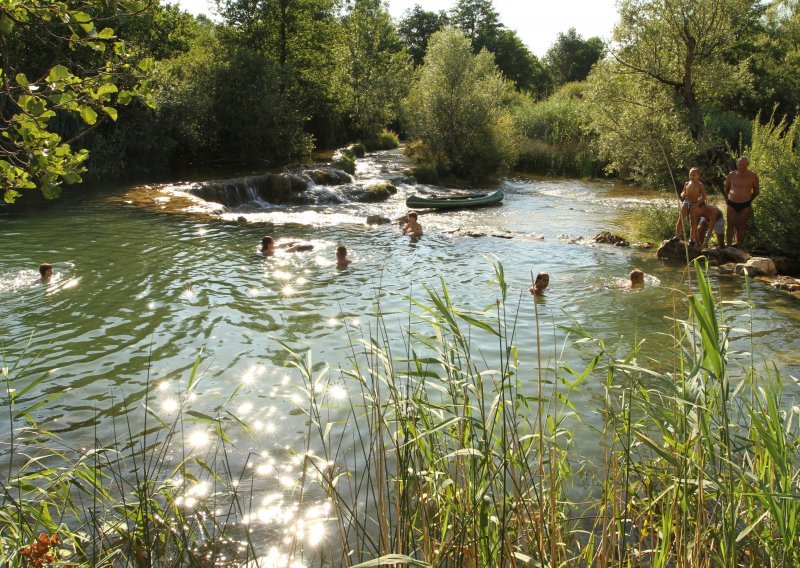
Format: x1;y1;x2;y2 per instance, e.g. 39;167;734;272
39;263;53;282
261;236;314;255
335;245;351;268
629;268;645;288
529;272;549;295
401;212;423;237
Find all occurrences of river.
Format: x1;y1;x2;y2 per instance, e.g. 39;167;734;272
1;148;799;562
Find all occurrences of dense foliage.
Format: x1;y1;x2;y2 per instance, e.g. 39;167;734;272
748;113;800;254
4;0;800;212
404;29;521;180
514;82;602;177
0;0;153;203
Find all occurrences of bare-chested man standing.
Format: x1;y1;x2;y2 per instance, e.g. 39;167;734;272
724;156;759;248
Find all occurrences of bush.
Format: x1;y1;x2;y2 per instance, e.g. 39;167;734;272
512;85;604;177
332;155;355;174
403;29;521;181
630;203;677;243
412;163;440;184
748;114;800;255
364;129;400;151
350;142;366;157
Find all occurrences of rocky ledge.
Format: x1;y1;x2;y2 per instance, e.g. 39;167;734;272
656;238;800;298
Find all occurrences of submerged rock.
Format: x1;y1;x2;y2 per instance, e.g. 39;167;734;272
366;215;391;225
771;276;800;292
593;231;629;246
304;168;352;186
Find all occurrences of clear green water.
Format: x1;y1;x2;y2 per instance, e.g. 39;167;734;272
2;149;798;558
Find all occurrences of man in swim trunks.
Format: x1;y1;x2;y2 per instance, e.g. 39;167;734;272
724;156;759;248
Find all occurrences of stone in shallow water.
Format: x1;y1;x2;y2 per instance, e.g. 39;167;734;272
593;231;629;246
366;215;391;225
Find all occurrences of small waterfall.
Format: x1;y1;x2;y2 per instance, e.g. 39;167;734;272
186;167;366;209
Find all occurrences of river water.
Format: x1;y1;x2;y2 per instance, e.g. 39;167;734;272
2;148;799;561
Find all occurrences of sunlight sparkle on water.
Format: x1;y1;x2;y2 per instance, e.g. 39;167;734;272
273;270;292;281
241;364;265;385
160;398;179;413
328;384;347;400
281;285;296;297
327;317;338;327
187;429;210;448
180;287;196;300
295;276;307;286
197;227;208;236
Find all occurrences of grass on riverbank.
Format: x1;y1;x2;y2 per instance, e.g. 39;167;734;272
2;260;799;566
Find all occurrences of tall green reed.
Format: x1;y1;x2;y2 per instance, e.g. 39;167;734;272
2;258;799;567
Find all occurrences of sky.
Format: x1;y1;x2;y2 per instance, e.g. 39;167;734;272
172;0;620;57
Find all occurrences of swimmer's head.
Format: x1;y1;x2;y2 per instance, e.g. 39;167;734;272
530;272;549;295
39;263;53;280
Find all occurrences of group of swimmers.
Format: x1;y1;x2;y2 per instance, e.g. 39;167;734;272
258;211;424;270
260;235;351;268
529;268;645;297
674;156;760;249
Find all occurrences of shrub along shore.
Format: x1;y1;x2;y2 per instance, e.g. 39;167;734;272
1;260;798;567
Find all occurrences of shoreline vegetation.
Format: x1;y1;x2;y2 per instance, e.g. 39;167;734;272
2;261;799;566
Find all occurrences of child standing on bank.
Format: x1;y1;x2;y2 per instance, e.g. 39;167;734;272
675;167;707;245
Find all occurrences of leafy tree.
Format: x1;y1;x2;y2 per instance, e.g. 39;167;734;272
340;0;411;139
544;28;604;87
584;61;697;189
116;2;202;60
449;0;549;95
491;29;552;98
215;0;343;147
0;0;154;203
155;27;312;165
611;0;762;139
404;29;521;180
397;5;449;66
449;0;501;47
736;1;800;119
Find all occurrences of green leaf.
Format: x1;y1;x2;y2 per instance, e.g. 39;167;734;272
63;172;82;184
4;189;22;204
96;83;118;96
0;14;14;35
120;0;147;13
15;73;29;88
96;27;115;39
47;65;70;83
79;106;97;125
71;11;94;33
102;106;118;121
349;555;431;568
117;90;133;104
